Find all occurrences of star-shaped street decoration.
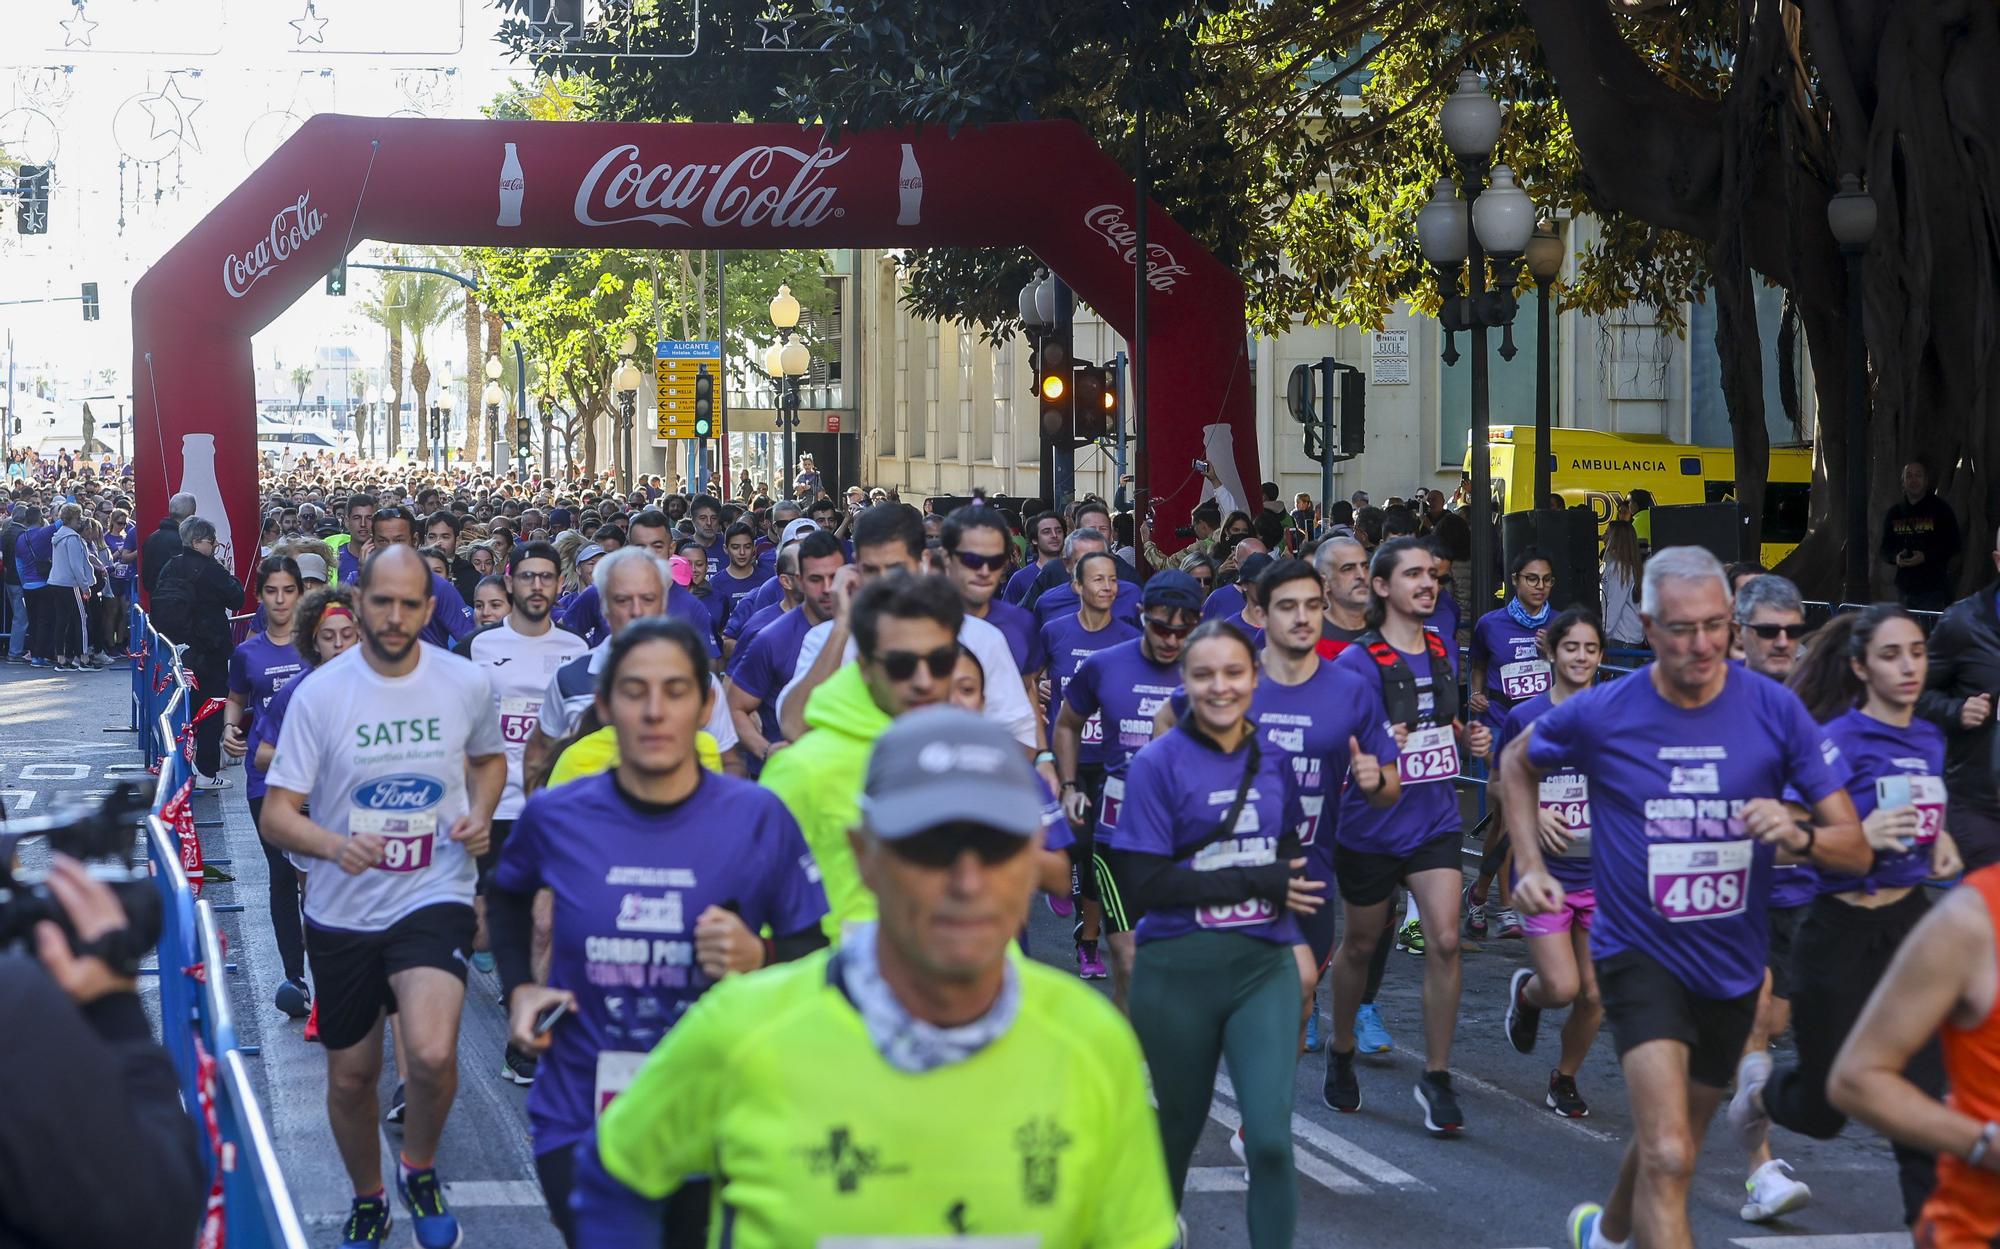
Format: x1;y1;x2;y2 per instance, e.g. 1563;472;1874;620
754;12;796;49
61;1;100;49
139;75;205;153
525;3;573;52
290;0;329;46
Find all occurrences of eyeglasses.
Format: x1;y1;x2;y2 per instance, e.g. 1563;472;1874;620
884;824;1029;868
512;569;559;584
951;550;1010;573
874;644;960;681
1743;622;1810;641
1516;573;1554;587
1143;616;1193;637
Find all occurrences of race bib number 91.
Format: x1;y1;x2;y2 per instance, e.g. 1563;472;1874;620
1398;725;1459;786
352;810;437;874
1648;839;1751;923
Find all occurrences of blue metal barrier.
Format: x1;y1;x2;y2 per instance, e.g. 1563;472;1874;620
132;605;306;1249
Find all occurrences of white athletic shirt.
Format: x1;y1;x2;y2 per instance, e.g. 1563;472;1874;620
265;643;506;931
459;617;588;820
536;640;739;753
775;614;1036;747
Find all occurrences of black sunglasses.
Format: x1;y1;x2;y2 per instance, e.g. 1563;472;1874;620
951;550;1010;573
875;644;960;681
1144;616;1193;637
1744;623;1809;641
885;823;1030;868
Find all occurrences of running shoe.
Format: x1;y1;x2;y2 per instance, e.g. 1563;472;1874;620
1505;967;1541;1055
1740;1158;1812;1222
193;773;230;791
1395;917;1425;956
303;1001;320;1044
1490;905;1525;940
336;1194;393;1249
1302;1010;1323;1053
1462;883;1489;940
1354;1003;1394;1054
28;658;49;668
470;950;495;974
1413;1070;1464;1136
1076;940;1108;981
1567;1201;1605;1249
1323;1047;1361;1113
1044;891;1074;920
274;977;311;1020
395;1164;463;1249
1546;1069;1589;1118
1728;1049;1773;1153
502;1046;537;1086
385;1082;407;1127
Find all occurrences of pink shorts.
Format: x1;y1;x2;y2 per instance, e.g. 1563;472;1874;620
1522;887;1596;938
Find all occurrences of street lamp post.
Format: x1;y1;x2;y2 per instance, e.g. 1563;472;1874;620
364;384;382;461
484;354;504;477
1417;70;1536;616
1828;174;1877;605
1524;220;1566;510
617;332;642;494
769;284;810;500
434;386;454;473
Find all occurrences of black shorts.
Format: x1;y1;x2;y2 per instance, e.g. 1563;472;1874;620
304;902;476;1051
474;818;516;895
1596;948;1758;1088
1069;766;1106;904
1767;903;1807;1000
1332;828;1464;907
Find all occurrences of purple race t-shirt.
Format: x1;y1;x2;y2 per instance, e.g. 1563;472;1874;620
982;598;1047;678
1428;588;1462;649
1470;606;1550;728
1063;639;1183;844
1497;691;1592;890
228;631;305;799
1201;583;1247;622
1033;580;1143;633
1330;639;1464;856
711;564;774;630
730;607;816;744
493;770;827;1156
727;576;787;640
1110;725;1305;947
1815;708;1945;896
1003;561;1047;605
1527;664;1843;999
1251;661;1398;869
1040;613;1141;765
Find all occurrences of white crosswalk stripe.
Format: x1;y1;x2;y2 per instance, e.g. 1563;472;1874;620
1730;1236;1911;1249
1214;1071;1427;1190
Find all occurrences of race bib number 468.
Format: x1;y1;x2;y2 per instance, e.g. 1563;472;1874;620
1648;839;1751;923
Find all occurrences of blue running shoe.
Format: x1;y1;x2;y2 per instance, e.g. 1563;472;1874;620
337;1195;392;1249
1355;1003;1394;1054
1303;1010;1323;1053
1568;1201;1605;1249
396;1165;462;1249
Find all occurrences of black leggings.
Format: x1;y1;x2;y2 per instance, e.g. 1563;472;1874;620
49;585;84;661
1764;888;1942;1226
247;796;307;984
533;1143;708;1248
190;663;227;777
25;584;58;659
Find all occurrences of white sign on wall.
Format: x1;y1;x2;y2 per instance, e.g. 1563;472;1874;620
1372;330;1410;385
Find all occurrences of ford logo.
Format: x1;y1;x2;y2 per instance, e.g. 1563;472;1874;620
352;775;445;811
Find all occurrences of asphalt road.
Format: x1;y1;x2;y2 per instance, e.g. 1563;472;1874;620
4;659;1913;1249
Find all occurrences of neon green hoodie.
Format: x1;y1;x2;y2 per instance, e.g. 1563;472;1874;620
757;662;889;940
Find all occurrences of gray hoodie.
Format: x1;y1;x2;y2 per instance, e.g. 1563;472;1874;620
48;523;95;589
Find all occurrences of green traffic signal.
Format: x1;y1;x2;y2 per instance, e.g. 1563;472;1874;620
693;365;714;437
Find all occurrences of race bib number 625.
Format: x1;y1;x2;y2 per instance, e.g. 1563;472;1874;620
1398;725;1459;786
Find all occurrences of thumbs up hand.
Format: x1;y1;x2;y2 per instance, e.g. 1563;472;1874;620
1349;735;1383;796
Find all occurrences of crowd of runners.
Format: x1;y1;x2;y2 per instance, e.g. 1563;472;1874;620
96;458;2000;1249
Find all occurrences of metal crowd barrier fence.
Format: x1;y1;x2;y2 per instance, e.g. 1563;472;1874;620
130;603;308;1249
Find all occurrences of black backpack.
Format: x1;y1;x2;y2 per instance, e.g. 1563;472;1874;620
1357;629;1459;731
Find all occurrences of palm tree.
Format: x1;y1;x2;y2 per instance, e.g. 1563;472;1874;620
289;365;313;412
400;264;460;464
354;271;405;460
462;281;484;466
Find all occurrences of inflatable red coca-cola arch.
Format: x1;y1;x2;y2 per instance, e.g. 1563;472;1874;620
133;115;1255;584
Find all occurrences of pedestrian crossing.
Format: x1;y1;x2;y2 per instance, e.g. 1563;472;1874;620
1209;1071;1427;1194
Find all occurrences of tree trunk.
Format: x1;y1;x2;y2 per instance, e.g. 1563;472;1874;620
410;351;432;463
386;328;404;459
463;288;484;467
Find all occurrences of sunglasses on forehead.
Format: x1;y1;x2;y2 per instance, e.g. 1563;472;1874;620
884;823;1030;868
874;643;960;681
1743;622;1809;640
951;549;1010;573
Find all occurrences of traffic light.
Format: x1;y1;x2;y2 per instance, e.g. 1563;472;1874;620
79;282;98;322
325;257;348;296
692;364;714;438
1072;362;1117;441
1037;337;1072;438
515;415;531;448
1336;363;1366;459
15;165;49;236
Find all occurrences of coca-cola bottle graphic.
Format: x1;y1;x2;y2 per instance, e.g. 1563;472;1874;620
896;144;923;227
178;433;234;571
498;142;524;228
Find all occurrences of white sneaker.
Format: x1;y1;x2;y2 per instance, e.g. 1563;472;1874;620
1229;1125;1248;1182
1740;1158;1812;1222
193;773;230;791
1728;1049;1773;1153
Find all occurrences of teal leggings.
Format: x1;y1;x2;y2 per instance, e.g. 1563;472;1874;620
1130;931;1299;1248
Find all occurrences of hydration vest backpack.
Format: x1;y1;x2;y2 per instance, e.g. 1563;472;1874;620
1358;628;1459;730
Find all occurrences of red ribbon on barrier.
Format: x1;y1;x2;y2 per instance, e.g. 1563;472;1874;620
191;1036;227;1249
190;697;225;726
162;778;202;896
153;666;171;693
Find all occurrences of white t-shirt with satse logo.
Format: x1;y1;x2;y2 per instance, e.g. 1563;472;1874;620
265;643;506;932
459;617;588;820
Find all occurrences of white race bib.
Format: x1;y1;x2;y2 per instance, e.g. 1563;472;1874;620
1648;839;1751;923
1191;828;1278;930
1398;725;1459;786
1098;774;1125;830
1537;772;1592;857
1498;658;1551;701
594;1050;647;1119
351;810;438;874
500;696;540;745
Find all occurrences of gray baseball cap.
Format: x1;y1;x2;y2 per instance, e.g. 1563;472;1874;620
860;707;1042;841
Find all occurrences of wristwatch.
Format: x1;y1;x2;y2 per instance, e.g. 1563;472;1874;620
1034;750;1055;766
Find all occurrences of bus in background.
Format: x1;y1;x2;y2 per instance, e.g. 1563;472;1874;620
1466;426;1815;567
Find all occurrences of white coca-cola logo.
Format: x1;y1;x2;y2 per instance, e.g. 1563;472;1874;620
575;144;847;230
222;192;326;299
1084;204;1189;292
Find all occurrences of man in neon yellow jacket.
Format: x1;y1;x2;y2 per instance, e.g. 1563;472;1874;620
759;572;963;939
